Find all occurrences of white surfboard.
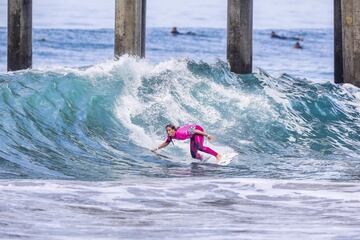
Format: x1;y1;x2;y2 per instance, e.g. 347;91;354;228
149;149;172;159
217;152;238;166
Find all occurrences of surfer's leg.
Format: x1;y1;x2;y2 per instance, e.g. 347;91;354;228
194;134;218;157
190;136;202;160
194;125;221;161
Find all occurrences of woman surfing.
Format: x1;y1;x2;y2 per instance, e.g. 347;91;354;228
152;124;222;163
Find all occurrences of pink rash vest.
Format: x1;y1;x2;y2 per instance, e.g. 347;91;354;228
165;124;196;142
164;124;218;159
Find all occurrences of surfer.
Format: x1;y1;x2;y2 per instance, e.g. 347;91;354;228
271;31;303;41
293;41;303;49
152;124;222;163
170;27;180;35
170;27;196;36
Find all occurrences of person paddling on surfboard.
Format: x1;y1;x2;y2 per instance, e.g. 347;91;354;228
152;124;222;163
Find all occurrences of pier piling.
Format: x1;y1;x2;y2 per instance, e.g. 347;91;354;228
334;0;343;84
227;0;253;74
7;0;32;71
336;0;360;87
114;0;146;58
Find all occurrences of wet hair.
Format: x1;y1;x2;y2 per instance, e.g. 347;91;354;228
165;124;177;145
165;124;177;130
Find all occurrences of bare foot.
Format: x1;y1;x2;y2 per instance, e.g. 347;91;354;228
215;154;222;163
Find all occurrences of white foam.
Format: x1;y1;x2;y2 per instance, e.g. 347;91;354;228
110;57;226;151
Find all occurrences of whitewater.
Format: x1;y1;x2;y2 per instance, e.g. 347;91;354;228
1;0;360;239
1;56;360;239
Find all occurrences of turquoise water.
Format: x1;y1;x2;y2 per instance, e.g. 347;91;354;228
1;54;360;239
1;12;360;240
1;56;360;181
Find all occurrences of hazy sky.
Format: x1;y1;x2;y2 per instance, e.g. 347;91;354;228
0;0;333;29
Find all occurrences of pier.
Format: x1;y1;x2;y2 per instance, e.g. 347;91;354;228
227;0;253;74
334;0;360;86
114;0;146;58
5;0;360;87
7;0;32;71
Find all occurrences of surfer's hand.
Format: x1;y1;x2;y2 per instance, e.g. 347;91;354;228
151;148;157;152
207;135;215;142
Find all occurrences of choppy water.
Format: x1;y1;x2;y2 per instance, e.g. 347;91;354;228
1;178;360;240
0;54;360;238
0;27;333;81
0;2;359;238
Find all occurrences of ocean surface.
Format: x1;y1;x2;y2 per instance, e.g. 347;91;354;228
1;1;360;239
0;0;334;29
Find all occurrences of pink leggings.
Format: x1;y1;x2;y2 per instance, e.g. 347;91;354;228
190;126;218;160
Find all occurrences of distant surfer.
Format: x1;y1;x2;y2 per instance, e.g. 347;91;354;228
271;31;287;40
152;124;222;163
171;27;180;35
271;31;303;41
170;27;196;36
293;41;303;49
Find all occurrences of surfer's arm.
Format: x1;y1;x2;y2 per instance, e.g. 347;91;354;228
152;141;169;152
194;129;214;141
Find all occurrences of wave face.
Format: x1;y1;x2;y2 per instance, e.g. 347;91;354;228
1;57;360;180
